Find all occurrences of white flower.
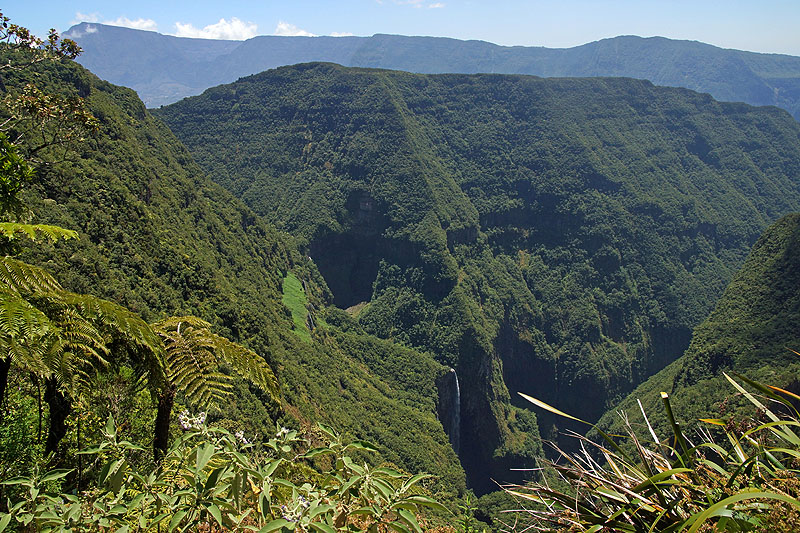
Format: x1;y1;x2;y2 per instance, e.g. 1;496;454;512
235;430;250;445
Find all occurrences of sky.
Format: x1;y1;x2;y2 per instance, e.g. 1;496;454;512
7;0;800;56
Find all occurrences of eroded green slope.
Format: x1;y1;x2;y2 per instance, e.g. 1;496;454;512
2;55;465;495
157;63;800;491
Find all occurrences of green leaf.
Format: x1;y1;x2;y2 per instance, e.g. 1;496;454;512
105;416;116;437
401;473;431;492
168;510;187;532
0;477;31;486
310;524;337;533
374;467;404;478
196;443;215;472
346;440;378;452
304;447;333;459
258;518;294;532
40;469;73;483
387;520;412;533
205;467;224;492
207;504;223;527
0;513;11;533
405;495;449;513
371;478;395;501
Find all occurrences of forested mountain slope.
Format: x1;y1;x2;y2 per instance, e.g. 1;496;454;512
156;63;800;491
598;213;800;438
67;23;800;119
3;54;465;496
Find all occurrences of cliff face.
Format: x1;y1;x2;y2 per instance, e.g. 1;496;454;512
600;213;800;439
157;63;800;491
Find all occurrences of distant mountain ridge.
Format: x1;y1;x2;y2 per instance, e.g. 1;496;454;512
66;23;800;118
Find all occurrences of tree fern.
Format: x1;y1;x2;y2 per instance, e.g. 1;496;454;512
151;316;280;458
154;316;279;405
156;316;233;409
0;287;52;376
0;255;62;294
62;291;166;390
0;222;77;242
0;256;169;458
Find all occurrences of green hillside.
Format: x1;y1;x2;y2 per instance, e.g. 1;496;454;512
598;213;800;439
1;52;465;496
156;62;800;492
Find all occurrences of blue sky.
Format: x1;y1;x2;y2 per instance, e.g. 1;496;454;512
8;1;800;56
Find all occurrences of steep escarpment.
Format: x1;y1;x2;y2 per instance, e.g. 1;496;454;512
157;63;800;491
599;213;800;438
3;56;465;495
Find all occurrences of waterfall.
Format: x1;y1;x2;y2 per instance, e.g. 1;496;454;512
451;369;460;455
436;367;461;455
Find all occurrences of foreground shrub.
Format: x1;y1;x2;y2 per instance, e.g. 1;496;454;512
0;415;445;532
507;373;800;532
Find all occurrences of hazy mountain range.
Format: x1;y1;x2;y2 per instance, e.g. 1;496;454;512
66;22;800;119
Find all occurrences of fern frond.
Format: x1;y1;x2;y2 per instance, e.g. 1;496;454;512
0;256;62;293
62;292;165;360
0;287;53;376
151;316;279;410
209;333;280;402
154;317;233;409
154;315;278;400
0;222;77;242
41;306;109;397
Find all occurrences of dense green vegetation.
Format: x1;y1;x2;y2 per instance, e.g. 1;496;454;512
598;213;800;440
0;29;466;517
508;214;800;530
282;272;312;342
7;14;800;529
157;62;800;493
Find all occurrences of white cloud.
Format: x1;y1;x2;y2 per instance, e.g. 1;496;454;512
64;25;98;39
105;17;159;32
72;11;101;24
274;21;316;37
330;32;355;37
173;17;258;40
70;12;158;32
385;1;444;8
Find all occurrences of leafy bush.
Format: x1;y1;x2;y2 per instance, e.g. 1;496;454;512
508;373;800;532
0;415;445;532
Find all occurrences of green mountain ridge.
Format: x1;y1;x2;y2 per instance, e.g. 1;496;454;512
2;53;465;496
67;23;800;120
155;62;800;492
598;212;800;439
